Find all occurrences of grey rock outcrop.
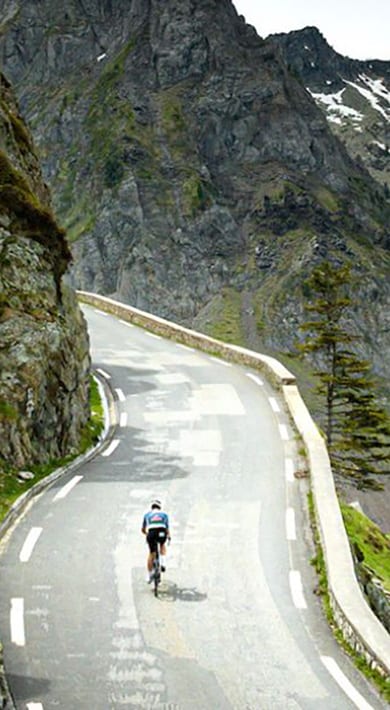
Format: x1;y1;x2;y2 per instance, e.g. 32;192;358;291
0;73;90;468
0;1;389;382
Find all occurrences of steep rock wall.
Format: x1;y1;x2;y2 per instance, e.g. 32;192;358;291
0;73;90;468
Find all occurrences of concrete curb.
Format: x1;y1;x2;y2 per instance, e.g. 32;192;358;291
79;290;390;679
0;372;117;708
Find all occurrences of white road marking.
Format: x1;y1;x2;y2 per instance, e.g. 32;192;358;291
210;356;231;367
115;388;126;402
19;527;43;562
101;439;120;457
177;343;195;352
27;703;44;710
246;372;264;386
10;598;25;646
321;656;374;710
120;412;128;427
269;397;280;413
145;331;161;340
289;570;307;609
286;508;296;541
94;309;108;317
119;319;134;327
52;475;83;502
279;423;289;441
96;368;111;380
285;458;295;483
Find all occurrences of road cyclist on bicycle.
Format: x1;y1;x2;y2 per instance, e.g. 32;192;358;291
142;499;171;584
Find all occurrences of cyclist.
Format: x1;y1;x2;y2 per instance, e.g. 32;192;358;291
142;499;171;583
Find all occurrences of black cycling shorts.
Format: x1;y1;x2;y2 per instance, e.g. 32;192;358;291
147;527;167;553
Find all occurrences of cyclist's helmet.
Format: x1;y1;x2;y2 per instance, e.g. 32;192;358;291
151;499;162;509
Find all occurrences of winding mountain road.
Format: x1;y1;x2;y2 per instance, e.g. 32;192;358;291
0;306;386;709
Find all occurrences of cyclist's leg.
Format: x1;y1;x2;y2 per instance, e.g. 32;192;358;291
159;531;168;571
146;532;158;581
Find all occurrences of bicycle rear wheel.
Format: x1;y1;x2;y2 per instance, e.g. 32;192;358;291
153;548;161;597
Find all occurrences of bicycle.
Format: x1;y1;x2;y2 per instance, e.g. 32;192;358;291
151;536;170;597
152;543;162;597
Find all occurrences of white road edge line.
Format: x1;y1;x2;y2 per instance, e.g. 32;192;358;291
94;309;108;317
52;475;83;502
119;319;134;327
145;332;161;339
285;458;295;483
286;508;296;541
289;570;307;609
96;368;111;380
115;388;126;402
177;343;195;352
19;527;43;563
269;397;280;413
10;598;25;646
101;439;120;457
120;412;128;427
210;356;231;367
321;656;374;710
279;423;289;441
27;703;44;710
246;372;264;386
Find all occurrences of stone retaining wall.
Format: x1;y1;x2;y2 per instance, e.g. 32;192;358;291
79;290;390;679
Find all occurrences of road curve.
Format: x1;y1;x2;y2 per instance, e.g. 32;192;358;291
0;306;386;710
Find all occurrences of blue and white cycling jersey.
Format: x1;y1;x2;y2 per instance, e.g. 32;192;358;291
143;510;169;531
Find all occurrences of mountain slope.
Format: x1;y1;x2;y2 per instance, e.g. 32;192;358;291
272;27;390;187
0;72;90;468
0;0;389;381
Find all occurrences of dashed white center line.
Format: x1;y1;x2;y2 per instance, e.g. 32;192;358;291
52;475;83;502
96;368;111;380
120;412;128;427
115;388;126;402
101;439;120;457
321;656;374;710
285;458;295;483
289;570;307;609
19;527;43;562
279;423;289;441
10;598;25;646
286;508;296;541
268;397;280;413
246;373;264;386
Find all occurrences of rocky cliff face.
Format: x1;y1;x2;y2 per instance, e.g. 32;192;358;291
272;27;390;187
0;0;389;380
0;72;90;468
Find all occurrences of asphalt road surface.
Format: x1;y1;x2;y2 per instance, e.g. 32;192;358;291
0;305;386;710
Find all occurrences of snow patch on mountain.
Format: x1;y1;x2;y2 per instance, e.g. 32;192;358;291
308;88;364;124
308;74;390;129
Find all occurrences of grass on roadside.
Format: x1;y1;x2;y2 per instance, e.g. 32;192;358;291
340;503;390;592
0;375;104;524
307;492;390;702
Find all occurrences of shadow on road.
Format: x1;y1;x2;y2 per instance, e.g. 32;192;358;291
157;581;207;603
6;672;51;702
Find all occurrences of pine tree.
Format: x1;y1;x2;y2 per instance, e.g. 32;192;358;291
299;260;390;489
